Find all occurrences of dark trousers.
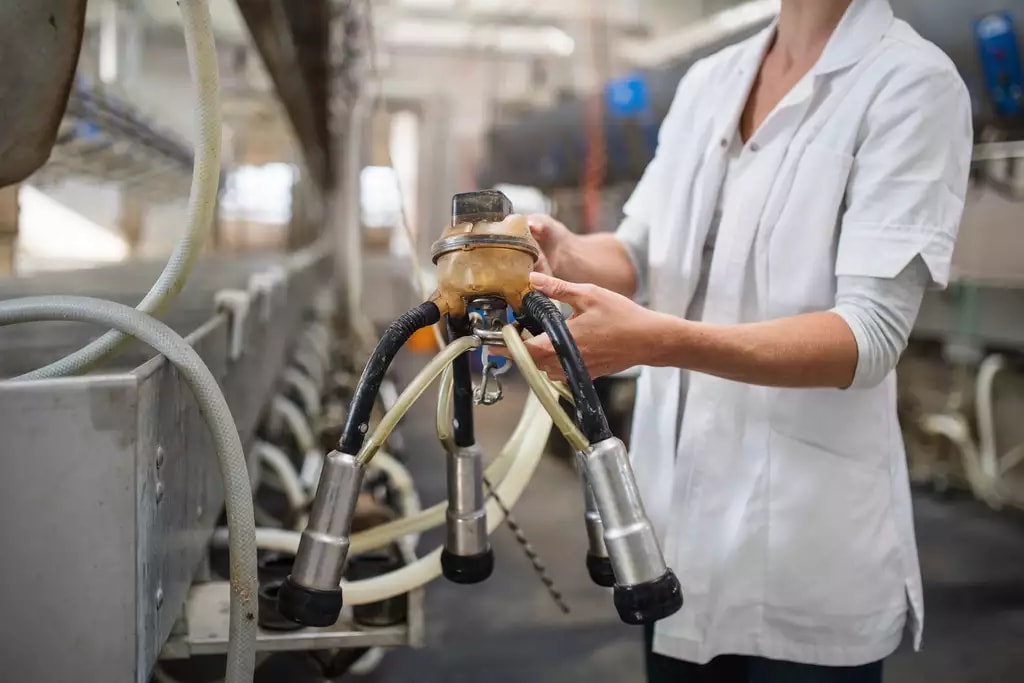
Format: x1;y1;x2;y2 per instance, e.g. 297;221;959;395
645;625;884;683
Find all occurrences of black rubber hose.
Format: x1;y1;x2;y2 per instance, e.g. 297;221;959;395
340;301;441;454
514;312;545;338
521;291;613;444
447;316;476;448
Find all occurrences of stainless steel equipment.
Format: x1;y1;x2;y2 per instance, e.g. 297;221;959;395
579;438;666;589
444;445;490;560
0;246;422;682
578;452;615;588
286;450;365;624
281;190;682;630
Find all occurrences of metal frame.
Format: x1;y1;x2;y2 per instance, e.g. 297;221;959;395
31;80;197;203
0;244;401;682
162;563;425;658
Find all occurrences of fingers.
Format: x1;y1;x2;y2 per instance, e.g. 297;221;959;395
526;213;553;228
529;272;596;309
526;214;561;246
486;334;562;378
523;335;563;379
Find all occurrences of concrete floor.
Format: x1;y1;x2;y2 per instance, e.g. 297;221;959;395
250;352;1024;683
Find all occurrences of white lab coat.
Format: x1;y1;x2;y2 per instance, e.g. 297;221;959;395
622;0;973;667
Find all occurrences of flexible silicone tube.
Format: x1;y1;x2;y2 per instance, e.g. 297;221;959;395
355;336;480;466
502;325;588;452
255;440;308;512
219;391;551;605
21;0;222;379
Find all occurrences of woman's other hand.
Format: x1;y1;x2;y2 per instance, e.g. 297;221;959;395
516;272;666;379
526;214;575;276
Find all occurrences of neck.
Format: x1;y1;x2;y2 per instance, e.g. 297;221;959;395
775;0;854;61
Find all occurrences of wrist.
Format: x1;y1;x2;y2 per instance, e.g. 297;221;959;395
646;313;693;369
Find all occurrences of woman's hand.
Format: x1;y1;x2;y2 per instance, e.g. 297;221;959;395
514;272;668;380
526;214;576;276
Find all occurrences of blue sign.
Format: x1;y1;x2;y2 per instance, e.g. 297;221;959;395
604;74;651;119
975;12;1024;117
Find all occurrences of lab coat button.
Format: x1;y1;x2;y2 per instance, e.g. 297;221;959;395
720;138;728;148
750;142;761;152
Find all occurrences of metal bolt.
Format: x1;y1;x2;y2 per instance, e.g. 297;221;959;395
155;586;164;609
155;446;165;469
155;482;165;503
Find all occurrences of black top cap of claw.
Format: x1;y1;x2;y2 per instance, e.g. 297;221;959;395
452;190;513;225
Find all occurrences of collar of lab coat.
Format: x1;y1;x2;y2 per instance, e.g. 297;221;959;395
735;0;896;80
712;0;895;145
813;0;895;75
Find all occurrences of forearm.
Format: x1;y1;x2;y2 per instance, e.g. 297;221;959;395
553;233;638;298
648;311;859;389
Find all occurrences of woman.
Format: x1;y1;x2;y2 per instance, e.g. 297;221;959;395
518;0;972;681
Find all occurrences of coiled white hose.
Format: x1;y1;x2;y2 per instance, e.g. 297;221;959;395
21;0;222;379
366;451;423;556
503;325;588;452
343;394;549;605
282;367;322;419
344;387;537;555
226;450;425;557
293;346;327;393
255;440;308;513
0;296;256;683
272;395;318;454
355;336;481;466
920;413;999;506
338;333;570;557
271;394;323;495
213;392;552;604
976;354;1006;483
436;364;456;453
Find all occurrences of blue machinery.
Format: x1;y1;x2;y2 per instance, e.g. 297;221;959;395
976;12;1024;119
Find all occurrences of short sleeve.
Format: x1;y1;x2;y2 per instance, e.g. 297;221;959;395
835;63;973;289
622;58;710;228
